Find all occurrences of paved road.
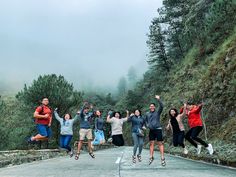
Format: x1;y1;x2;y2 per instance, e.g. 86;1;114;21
0;147;235;177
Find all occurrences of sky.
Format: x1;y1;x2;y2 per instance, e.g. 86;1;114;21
0;0;163;94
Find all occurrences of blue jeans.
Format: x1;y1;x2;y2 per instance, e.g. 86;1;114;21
132;133;144;156
92;130;105;145
37;124;52;137
60;135;73;151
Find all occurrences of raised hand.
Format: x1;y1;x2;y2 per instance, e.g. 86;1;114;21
155;95;160;100
130;113;135;117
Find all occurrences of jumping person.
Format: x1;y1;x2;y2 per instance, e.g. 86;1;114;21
54;108;79;157
92;110;105;147
166;103;188;155
183;101;214;155
106;110;129;146
128;110;146;163
28;98;52;143
145;95;166;166
75;103;96;160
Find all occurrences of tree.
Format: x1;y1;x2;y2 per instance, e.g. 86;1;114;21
147;18;171;72
117;76;127;96
16;74;83;114
16;74;83;146
127;66;138;89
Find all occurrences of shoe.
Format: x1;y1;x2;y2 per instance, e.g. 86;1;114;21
89;152;95;159
26;137;37;144
132;156;136;163
137;154;142;162
149;157;154;165
69;151;74;158
75;153;80;160
197;145;202;155
206;144;214;155
183;148;188;155
161;158;166;166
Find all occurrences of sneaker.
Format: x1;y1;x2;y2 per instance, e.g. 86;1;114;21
183;148;188;155
26;137;37;144
161;158;166;166
206;144;214;155
197;145;202;155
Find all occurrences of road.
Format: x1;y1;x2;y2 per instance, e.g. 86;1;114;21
0;147;235;177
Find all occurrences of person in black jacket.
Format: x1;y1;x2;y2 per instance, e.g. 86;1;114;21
145;95;166;166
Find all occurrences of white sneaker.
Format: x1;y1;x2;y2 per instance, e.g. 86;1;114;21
206;144;214;155
183;148;188;155
197;145;202;155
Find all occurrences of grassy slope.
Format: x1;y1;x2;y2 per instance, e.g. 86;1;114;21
160;28;236;164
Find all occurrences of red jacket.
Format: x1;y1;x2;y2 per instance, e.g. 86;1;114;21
186;105;203;128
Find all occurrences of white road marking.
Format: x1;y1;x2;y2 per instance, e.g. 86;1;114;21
116;157;121;164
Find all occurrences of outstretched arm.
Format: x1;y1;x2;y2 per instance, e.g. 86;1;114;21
106;111;113;123
54;110;62;122
179;103;187;118
122;110;129;122
155;95;163;114
72;111;80;123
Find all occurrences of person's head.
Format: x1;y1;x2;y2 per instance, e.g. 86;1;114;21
149;103;156;112
169;108;178;118
114;112;121;119
134;109;142;117
187;101;194;110
83;107;90;114
64;113;72;120
96;110;102;117
42;98;49;106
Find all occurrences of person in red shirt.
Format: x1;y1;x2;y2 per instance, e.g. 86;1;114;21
183;101;214;155
28;98;52;143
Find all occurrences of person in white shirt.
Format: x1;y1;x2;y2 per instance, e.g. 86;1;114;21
106;110;129;146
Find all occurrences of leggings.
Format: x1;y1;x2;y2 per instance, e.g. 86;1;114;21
173;131;185;148
185;126;208;148
132;133;144;156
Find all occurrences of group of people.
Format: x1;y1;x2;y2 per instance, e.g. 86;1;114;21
27;95;214;166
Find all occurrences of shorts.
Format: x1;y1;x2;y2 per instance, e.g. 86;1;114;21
79;129;93;141
37;124;52;137
149;129;163;141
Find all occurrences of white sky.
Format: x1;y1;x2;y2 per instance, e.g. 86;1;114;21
0;0;163;93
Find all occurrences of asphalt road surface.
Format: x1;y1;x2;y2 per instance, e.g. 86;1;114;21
0;147;235;177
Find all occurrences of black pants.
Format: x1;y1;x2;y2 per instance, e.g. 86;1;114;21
173;131;185;148
185;126;208;148
112;134;124;146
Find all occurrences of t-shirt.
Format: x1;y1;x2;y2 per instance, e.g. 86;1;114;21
35;105;52;125
107;117;127;135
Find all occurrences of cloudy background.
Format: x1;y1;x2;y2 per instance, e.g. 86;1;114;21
0;0;163;94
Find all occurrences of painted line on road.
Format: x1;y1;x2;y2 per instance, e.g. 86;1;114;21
116;157;121;164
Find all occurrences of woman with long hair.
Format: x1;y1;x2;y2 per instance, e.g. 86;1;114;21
128;109;146;163
54;108;79;157
106;110;129;146
166;103;188;155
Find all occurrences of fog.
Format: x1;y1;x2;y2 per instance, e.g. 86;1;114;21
0;0;163;94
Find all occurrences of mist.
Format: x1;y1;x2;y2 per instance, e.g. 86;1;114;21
0;0;163;94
